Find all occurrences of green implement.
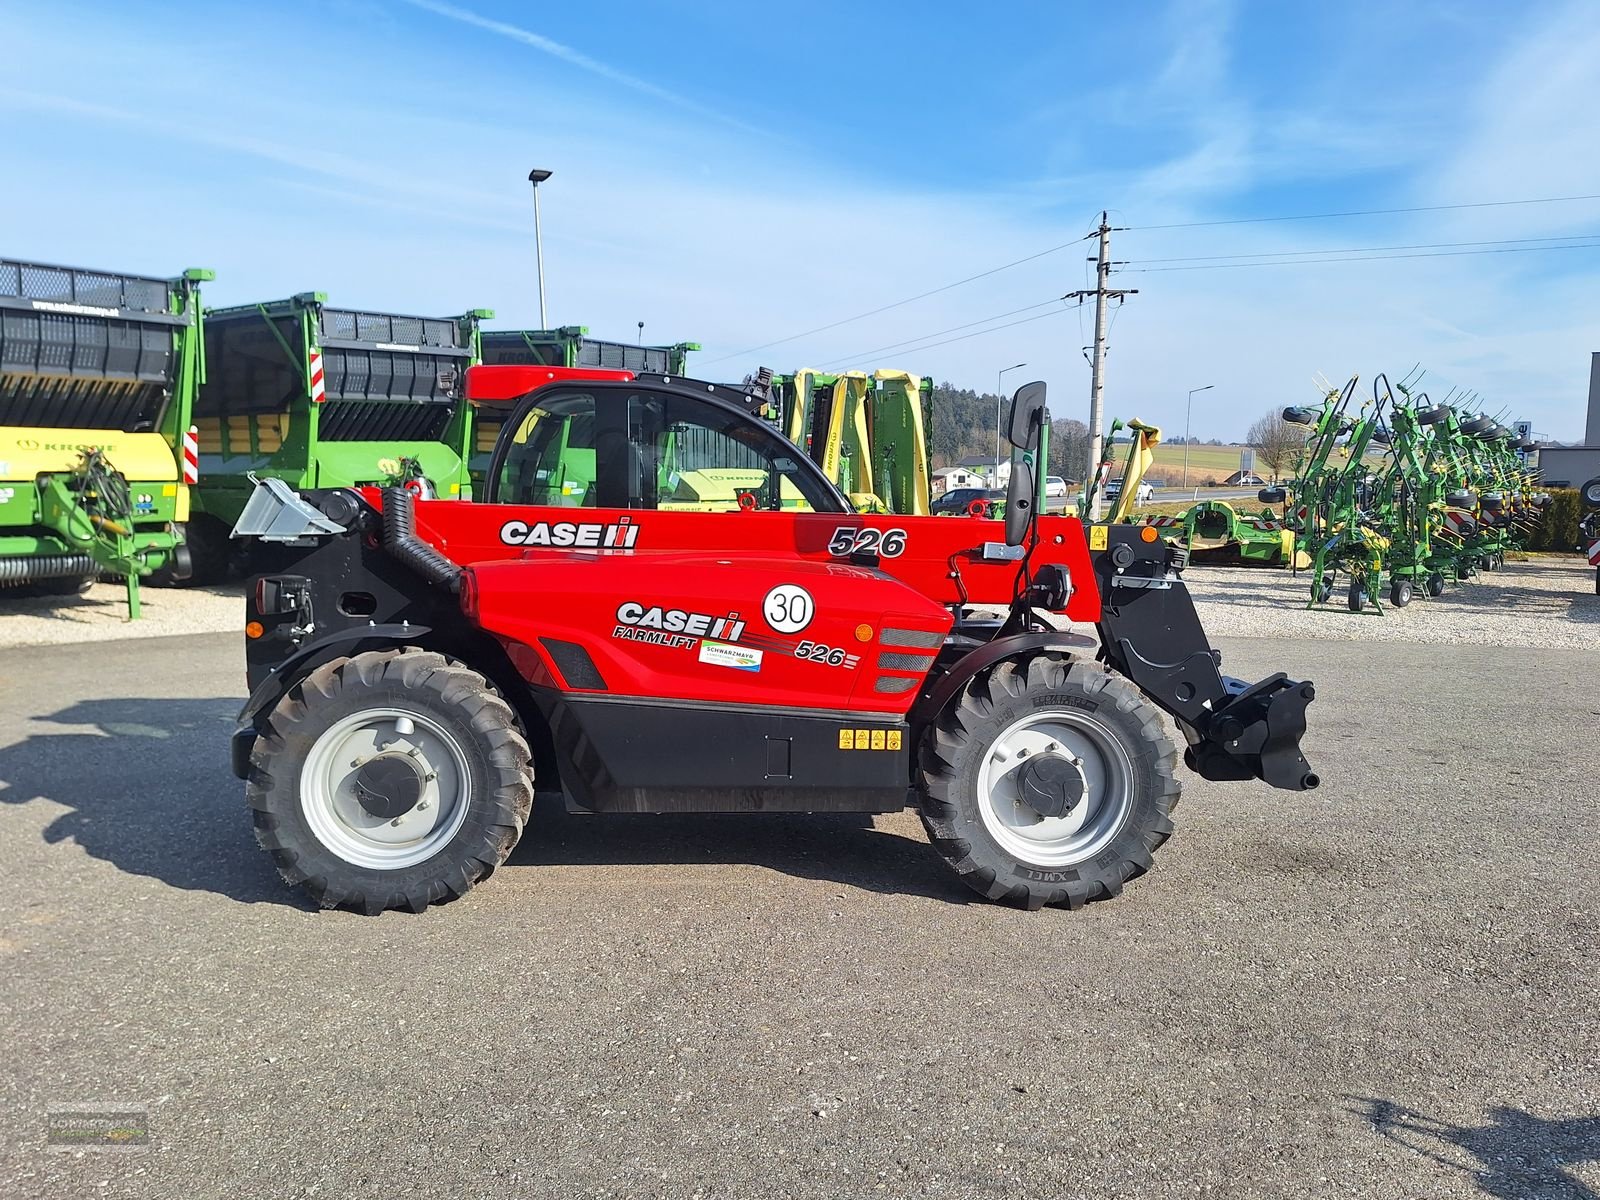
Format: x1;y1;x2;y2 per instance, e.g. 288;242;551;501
189;294;492;580
0;258;210;617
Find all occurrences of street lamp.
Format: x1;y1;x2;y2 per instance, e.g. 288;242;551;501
528;168;553;328
1184;384;1214;489
996;362;1027;487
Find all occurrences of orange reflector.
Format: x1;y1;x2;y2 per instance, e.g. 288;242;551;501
854;623;873;642
1140;526;1159;542
245;621;264;639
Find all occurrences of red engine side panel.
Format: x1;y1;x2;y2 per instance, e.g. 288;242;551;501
361;493;1103;623
469;551;955;715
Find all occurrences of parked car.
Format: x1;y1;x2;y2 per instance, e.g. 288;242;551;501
1044;475;1069;498
1103;479;1155;503
931;486;993;515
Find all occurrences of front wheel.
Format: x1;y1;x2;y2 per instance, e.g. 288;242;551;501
246;648;534;913
1390;578;1414;608
916;655;1179;910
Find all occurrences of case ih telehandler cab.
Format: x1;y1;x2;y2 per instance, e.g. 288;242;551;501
231;366;1319;913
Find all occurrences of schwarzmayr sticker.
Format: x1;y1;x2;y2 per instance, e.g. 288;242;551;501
697;640;762;672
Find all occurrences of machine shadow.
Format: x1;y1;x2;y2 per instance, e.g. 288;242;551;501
0;697;305;907
510;795;973;905
1347;1095;1600;1199
0;698;969;908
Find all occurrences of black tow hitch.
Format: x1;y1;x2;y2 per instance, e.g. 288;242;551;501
1089;525;1320;792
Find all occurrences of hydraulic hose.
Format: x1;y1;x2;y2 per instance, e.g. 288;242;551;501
380;487;460;594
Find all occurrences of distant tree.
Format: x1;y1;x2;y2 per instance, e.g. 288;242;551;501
1047;417;1089;482
1246;407;1311;478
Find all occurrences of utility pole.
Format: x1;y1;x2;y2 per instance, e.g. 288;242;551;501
1066;213;1136;519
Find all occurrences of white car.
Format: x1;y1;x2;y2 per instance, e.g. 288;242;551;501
1103;479;1155;503
1044;476;1069;498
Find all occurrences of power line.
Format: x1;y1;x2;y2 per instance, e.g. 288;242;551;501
1120;240;1600;273
701;238;1087;366
811;296;1073;368
1123;233;1600;265
1127;192;1600;231
816;305;1077;370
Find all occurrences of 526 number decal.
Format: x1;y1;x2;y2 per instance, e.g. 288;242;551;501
827;526;907;558
795;640;854;668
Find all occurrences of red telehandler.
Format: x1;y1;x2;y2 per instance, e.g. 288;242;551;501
231;366;1318;912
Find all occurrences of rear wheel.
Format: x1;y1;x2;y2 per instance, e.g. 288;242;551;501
1347;578;1365;612
160;516;233;586
1426;573;1445;598
1390;578;1414;608
916;655;1179;910
246;648;534;913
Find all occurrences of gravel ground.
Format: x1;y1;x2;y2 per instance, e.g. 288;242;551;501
1189;556;1599;649
2;556;1595;651
0;634;1595;1198
0;583;239;649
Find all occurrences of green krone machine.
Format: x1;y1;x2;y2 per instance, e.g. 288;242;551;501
474;326;699;486
771;369;934;515
0;257;210;617
189;294;492;580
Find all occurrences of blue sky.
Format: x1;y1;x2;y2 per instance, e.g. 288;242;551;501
3;0;1599;439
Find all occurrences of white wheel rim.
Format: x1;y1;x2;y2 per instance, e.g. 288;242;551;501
300;707;472;870
976;710;1134;868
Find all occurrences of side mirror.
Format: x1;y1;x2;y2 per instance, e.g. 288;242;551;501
1006;381;1047;451
1004;455;1035;546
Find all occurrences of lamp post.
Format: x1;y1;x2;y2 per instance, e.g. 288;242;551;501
1184;384;1214;488
528;168;553;328
996;362;1027;487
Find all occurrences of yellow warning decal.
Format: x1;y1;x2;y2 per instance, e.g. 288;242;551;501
1089;524;1109;551
839;727;906;751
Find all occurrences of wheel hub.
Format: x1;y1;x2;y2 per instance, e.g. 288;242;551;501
1016;753;1086;819
353;753;426;819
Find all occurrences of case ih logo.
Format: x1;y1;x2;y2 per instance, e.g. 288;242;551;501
500;519;640;548
613;602;746;649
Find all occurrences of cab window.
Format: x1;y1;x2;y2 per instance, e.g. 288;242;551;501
495;392;599;506
625;393;835;512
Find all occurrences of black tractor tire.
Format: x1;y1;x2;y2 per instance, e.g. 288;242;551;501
246;648;534;914
1347;578;1365;612
915;654;1179;910
1580;477;1600;508
1390;578;1414;608
1316;575;1334;604
1426;573;1445;598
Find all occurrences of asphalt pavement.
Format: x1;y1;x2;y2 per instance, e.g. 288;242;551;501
1;633;1596;1198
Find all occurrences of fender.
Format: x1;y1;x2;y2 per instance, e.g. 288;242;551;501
231;622;432;779
911;629;1096;730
